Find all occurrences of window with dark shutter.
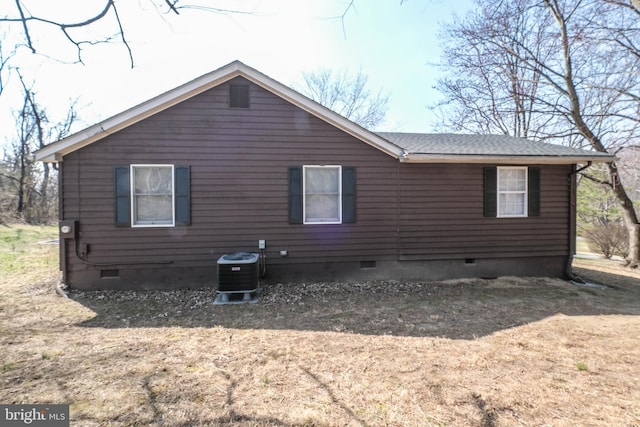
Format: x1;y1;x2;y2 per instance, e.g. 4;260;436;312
229;84;250;108
484;166;541;217
114;164;191;227
289;165;356;224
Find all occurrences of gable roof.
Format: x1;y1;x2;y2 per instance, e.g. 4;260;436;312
35;60;614;165
34;60;404;162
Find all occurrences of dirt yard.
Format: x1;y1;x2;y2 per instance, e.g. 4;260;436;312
1;225;640;426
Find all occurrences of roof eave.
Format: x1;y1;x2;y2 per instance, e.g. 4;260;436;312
400;153;615;164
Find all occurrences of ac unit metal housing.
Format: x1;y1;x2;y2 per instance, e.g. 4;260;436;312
217;252;260;292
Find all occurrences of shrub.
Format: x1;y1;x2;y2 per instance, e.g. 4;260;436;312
576;362;589;371
583;222;629;259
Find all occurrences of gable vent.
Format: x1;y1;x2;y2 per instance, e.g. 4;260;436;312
229;84;249;108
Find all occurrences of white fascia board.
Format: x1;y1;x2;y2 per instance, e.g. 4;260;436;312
400;153;615;164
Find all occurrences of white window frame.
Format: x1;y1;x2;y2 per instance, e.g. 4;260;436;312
303;165;342;225
131;164;175;227
497;166;528;218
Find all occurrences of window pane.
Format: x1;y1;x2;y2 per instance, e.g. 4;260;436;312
134;195;173;223
132;165;174;226
134;167;172;194
498;168;526;191
304;166;341;223
305;194;340;222
499;193;525;216
305;168;339;194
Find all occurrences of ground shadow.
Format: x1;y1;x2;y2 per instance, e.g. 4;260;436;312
71;268;640;339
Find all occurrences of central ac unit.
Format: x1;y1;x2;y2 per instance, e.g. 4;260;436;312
216;252;260;296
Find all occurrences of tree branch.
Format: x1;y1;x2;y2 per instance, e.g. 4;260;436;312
110;1;134;68
13;0;35;53
340;0;355;39
581;173;613;188
1;1;258;67
165;0;180;15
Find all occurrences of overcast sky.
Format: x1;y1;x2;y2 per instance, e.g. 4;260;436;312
0;0;475;146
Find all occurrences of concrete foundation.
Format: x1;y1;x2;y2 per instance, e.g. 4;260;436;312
66;256;568;290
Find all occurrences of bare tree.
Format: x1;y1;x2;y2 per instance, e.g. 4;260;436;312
0;1;257;68
299;68;390;129
619;147;640;203
433;0;554;139
540;0;639;266
0;35;13;97
1;77;76;223
435;0;640;266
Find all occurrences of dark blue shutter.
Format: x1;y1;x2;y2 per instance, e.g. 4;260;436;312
342;167;356;223
484;167;497;217
528;167;541;217
175;166;191;225
114;166;131;227
289;166;303;224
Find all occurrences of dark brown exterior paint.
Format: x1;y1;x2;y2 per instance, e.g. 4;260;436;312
59;77;574;289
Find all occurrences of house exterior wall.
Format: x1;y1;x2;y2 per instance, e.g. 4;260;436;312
398;163;571;260
61;77;399;289
59;77;573;290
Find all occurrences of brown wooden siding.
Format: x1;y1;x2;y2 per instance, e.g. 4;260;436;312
61;77;400;279
60;76;573;287
398;163;571;260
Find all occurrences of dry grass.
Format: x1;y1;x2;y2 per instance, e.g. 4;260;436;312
1;224;640;426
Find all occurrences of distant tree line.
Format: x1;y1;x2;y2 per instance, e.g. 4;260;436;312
0;77;76;225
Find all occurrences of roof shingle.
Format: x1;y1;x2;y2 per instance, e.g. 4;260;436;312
376;132;613;160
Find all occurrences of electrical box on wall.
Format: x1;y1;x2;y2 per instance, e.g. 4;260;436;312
59;220;79;240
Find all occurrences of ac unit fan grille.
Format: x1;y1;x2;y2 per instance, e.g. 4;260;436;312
217;253;259;292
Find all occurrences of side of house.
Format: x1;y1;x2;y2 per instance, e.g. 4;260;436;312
396;162;573;280
37;61;610;290
59;76;401;289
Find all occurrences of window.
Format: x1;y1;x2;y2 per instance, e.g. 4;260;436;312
484;166;539;218
304;165;342;224
288;165;356;225
131;165;174;226
229;84;249;108
497;166;527;217
114;165;191;227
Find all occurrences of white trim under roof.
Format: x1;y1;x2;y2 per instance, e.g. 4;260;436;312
34;60;405;163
